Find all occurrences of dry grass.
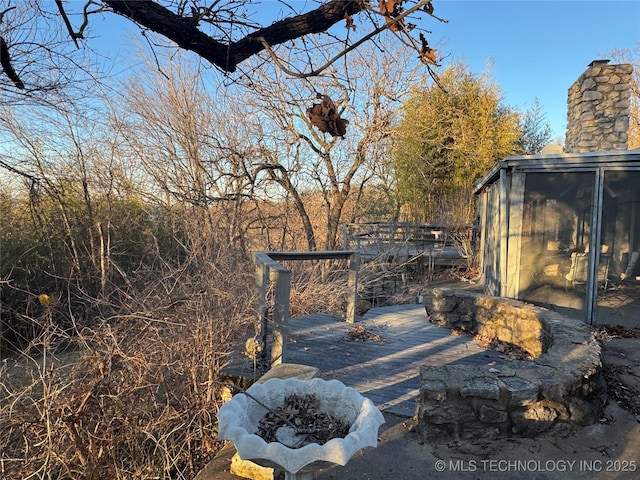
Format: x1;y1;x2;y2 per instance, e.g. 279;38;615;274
1;256;255;480
2;248;383;479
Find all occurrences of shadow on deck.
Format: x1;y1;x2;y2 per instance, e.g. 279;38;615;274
222;304;505;417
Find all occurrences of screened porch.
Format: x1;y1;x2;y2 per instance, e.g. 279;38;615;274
475;150;640;324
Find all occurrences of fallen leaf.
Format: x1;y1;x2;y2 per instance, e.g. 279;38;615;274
38;294;54;306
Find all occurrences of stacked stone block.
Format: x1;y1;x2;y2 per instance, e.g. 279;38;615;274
428;292;552;357
565;60;632;153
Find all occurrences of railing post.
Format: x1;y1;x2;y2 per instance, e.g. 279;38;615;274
342;223;349;250
271;268;291;367
346;252;359;324
253;250;358;369
255;260;270;364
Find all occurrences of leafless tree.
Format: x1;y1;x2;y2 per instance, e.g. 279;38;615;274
1;1;444;100
605;43;640;149
114;56;268;254
244;39;424;250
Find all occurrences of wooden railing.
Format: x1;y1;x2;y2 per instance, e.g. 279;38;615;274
253;251;360;367
342;222;446;252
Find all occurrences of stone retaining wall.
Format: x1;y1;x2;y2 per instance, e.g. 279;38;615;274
417;288;605;443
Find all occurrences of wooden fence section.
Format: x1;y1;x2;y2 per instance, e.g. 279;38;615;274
253;251;359;368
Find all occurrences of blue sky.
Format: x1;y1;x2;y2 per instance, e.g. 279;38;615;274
83;1;639;140
427;0;640;140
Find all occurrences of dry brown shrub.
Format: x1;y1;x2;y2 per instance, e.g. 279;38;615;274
284;259;352;318
1;252;255;480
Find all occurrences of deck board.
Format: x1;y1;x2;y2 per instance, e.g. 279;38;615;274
222;304;505;417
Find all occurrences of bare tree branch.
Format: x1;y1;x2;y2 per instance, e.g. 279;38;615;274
257;0;432;78
0;6;16;23
55;0;80;48
55;0;102;48
103;0;368;72
2;1;443;96
0;35;24;89
0;158;38;182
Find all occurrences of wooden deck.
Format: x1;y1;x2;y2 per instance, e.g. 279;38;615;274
222;304;505;417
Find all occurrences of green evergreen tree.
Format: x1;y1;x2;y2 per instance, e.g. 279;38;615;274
392;62;520;223
519;97;553;154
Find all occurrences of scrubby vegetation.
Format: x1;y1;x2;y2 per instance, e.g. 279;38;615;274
0;37;484;480
0;179;417;479
1;188;257;477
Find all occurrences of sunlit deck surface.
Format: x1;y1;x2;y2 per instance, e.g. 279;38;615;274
223;304;505;417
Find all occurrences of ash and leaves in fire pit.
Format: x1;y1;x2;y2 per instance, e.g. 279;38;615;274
257;394;351;448
473;333;534;361
451;328;534;361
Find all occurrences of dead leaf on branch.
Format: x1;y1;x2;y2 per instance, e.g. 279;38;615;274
307;93;349;137
345;13;356;30
424;0;435;15
379;0;405;31
419;33;438;65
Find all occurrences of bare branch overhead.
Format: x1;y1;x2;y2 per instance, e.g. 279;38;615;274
1;1;445;97
0;35;24;89
104;0;369;72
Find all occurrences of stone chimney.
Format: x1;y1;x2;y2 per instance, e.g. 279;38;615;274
565;60;633;153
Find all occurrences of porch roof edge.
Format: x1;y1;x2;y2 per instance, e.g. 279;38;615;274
473;149;640;194
473;161;507;194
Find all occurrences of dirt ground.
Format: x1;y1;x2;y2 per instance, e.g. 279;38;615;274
202;288;640;480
